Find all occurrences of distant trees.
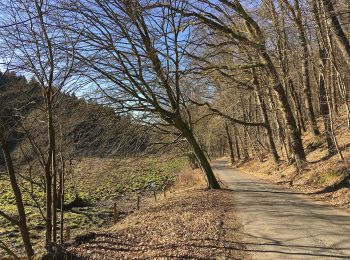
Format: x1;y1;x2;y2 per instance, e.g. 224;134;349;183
181;0;306;167
181;0;348;166
281;0;320;137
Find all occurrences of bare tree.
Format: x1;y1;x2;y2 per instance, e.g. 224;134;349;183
0;0;78;250
282;0;320;137
65;0;220;188
322;0;350;62
178;0;306;167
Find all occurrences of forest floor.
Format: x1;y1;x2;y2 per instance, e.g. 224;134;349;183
66;168;249;260
238;109;350;209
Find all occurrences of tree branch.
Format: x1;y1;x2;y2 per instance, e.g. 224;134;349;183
191;99;266;127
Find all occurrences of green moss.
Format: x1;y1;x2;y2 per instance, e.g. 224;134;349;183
0;156;188;254
312;136;323;148
318;172;342;184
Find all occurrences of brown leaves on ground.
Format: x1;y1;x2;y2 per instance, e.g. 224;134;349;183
67;189;248;260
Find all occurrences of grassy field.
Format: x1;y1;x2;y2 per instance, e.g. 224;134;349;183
0;156;188;255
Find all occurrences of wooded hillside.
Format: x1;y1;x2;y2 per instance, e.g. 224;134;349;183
0;72;151;162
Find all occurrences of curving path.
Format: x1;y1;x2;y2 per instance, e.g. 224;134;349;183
213;159;350;260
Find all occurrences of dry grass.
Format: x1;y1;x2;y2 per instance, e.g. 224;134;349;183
172;167;207;190
238;107;350;209
66;168;249;260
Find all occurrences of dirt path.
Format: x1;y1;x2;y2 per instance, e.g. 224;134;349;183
213;159;350;260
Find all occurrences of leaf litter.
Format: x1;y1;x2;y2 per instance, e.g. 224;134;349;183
67;189;249;260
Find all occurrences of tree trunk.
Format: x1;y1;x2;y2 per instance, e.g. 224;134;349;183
322;0;350;62
301;53;320;136
266;88;291;161
259;98;279;163
174;117;220;189
0;133;34;259
244;126;263;162
52;147;57;244
252;70;280;164
241;129;250;161
288;79;306;133
225;122;235;165
45;105;54;250
261;51;306;168
330;66;338;115
232;124;241;160
319;50;336;155
59;159;65;245
292;0;320;136
325;80;344;160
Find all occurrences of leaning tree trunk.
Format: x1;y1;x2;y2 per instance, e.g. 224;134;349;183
322;0;350;62
186;131;221;188
174;117;220;189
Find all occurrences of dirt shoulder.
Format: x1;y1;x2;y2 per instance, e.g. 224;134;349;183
64;168;249;260
66;189;248;259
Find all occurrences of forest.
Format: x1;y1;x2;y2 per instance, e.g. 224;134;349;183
0;0;349;259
